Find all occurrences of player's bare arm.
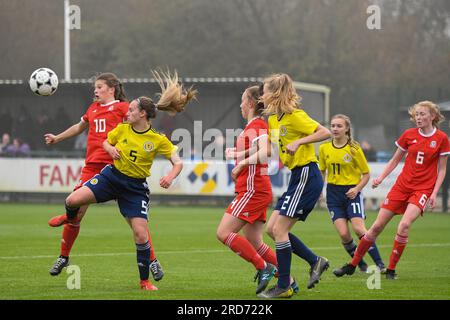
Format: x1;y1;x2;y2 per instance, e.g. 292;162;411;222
44;120;89;145
160;152;183;189
428;155;448;209
346;172;370;199
372;148;406;188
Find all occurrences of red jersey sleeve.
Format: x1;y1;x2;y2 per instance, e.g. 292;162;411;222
439;134;450;156
395;129;411;151
81;103;94;122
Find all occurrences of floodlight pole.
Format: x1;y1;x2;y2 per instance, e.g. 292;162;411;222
64;0;71;81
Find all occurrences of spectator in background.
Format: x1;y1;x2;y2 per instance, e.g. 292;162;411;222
5;137;31;157
12;105;33;148
0;111;13;136
361;140;377;162
0;133;11;155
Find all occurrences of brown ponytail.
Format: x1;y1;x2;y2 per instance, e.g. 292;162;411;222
136;96;157;120
245;85;265;116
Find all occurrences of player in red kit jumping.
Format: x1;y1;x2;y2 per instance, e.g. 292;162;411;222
45;73;163;285
333;101;449;279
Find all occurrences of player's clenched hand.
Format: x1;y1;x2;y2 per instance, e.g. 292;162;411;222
44;133;57;145
428;193;437;210
345;187;359;199
106;146;121;160
160;176;173;189
372;177;382;189
286;141;300;156
231;163;244;181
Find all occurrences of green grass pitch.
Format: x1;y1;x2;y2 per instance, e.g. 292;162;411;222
0;203;449;300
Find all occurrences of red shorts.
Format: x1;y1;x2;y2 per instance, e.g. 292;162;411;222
226;191;272;224
381;183;432;215
74;163;109;191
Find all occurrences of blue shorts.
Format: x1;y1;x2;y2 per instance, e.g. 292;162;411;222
84;165;150;220
326;184;365;222
275;162;323;221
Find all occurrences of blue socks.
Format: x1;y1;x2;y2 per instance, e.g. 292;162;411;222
275;240;292;289
288;233;318;267
136;241;151;281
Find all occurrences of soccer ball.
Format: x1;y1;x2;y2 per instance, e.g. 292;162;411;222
29;68;59;96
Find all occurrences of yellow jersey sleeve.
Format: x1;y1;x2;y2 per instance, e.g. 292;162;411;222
318;144;326;171
157;134;178;159
292;110;319;136
353;145;370;174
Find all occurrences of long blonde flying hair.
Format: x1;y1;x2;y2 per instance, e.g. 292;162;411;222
135;69;197;120
262;73;301;117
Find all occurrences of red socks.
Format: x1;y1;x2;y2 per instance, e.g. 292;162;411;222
224;233;266;270
351;234;375;267
147;229;156;261
388;234;408;270
257;243;278;267
60;223;80;257
60;223;157;261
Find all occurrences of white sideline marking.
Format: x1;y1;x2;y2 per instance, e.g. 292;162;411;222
1;243;450;260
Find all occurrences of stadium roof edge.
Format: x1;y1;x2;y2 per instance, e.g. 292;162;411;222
0;80;24;84
0;78;330;89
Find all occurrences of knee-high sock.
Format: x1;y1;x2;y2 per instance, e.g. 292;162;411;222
388;234;408;270
257;243;278;267
289;233;317;267
60;223;80;257
343;239;368;268
358;235;383;266
224;233;265;270
136;241;151;281
351;234;375;267
367;242;384;266
343;239;357;257
276;240;292;289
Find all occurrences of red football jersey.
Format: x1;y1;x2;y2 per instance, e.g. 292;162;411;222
81;100;129;165
234;118;272;194
394;127;450;190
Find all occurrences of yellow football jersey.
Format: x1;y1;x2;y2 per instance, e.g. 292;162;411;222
268;109;319;170
107;123;177;179
318;141;369;185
